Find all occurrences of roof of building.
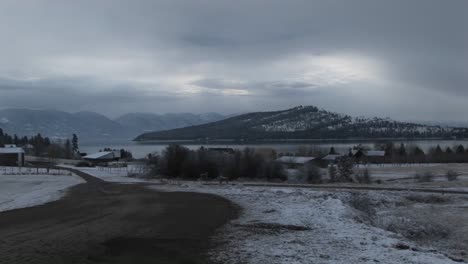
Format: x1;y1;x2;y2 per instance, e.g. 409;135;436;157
83;151;115;160
323;154;342;161
276;156;316;164
366;151;386;157
0;147;25;154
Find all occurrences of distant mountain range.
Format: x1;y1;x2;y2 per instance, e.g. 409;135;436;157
135;106;468;142
0;109;225;142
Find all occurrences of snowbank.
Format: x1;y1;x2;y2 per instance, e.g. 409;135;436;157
150;183;460;264
0;173;85;212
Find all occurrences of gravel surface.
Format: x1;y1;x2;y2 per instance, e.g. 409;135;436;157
0;168;238;264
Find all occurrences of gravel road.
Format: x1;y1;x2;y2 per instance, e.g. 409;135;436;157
0;168;238;264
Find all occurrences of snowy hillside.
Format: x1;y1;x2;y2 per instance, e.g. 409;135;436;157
135;106;468;141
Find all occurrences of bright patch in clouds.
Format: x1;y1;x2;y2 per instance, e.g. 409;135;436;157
277;53;385;88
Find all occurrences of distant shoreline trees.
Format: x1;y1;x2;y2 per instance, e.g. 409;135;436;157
0;128;79;159
148;144;286;181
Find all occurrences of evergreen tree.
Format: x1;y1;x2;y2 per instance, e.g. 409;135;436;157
72;134;79;154
456;145;465;154
445;147;453;154
398;143;407;156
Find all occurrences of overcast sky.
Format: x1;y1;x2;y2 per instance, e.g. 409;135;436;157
0;0;466;120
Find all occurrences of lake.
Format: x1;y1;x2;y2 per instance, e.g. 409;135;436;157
79;139;468;159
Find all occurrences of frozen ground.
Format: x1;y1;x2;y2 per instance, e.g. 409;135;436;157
151;183;466;264
0;167;85;212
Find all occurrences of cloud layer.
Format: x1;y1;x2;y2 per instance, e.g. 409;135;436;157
0;0;466;120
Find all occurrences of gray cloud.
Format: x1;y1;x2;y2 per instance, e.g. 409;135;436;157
0;0;466;120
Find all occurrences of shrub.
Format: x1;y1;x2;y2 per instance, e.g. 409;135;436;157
348;193;376;220
406;195;449;204
328;164;337;183
302;164;322;184
336;157;354;182
415;172;434;182
446;170;459;181
262;162;287;181
75;160;93;167
356;168;372;184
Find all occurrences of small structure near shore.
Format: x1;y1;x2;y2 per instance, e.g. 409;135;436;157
83;151;121;164
276;156;317;168
322;154;343;163
0;145;25;166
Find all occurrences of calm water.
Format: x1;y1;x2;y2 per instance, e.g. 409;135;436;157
80;139;468;159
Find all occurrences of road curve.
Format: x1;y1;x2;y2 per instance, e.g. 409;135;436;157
0;169;239;264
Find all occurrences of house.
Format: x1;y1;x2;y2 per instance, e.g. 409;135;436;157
352;150;386;164
322;154;343;163
0;145;25;166
83;151;121;164
365;150;386;163
366;151;385;157
207;147;235;154
276;156;317;168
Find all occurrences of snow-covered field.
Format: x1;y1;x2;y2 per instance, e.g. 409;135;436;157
357;163;468;180
0;167;85;212
62;163;468;263
150;183;465;264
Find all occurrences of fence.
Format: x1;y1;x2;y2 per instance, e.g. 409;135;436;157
0;166;72;176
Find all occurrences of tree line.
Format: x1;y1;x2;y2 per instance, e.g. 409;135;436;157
0;128;79;159
368;142;468;163
147;145;286;181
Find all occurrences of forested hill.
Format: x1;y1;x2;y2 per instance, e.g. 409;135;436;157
134;106;468;142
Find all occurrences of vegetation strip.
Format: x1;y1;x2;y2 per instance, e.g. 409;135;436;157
237;183;468;195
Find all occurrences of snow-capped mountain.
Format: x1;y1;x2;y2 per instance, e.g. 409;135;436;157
0;109;225;141
115;112;226;135
135;106;468;141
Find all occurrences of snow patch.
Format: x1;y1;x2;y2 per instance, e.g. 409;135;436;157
0;173;84;212
150;183;460;264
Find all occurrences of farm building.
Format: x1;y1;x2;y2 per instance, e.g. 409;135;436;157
276;156;317;168
352;150;386;163
365;150;386;163
83;151;121;164
322;154;343;163
207;147;235;154
0;145;25;166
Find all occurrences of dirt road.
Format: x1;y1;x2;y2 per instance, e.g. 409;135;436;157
0;169;238;264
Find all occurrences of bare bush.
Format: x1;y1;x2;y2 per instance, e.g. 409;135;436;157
356;168;372;184
405;195;449;204
336;157;354;182
75;160;93;167
348;193;376;221
301;164;322;183
446;170;460;181
328;164;337;183
415;172;434;182
262;161;287;181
